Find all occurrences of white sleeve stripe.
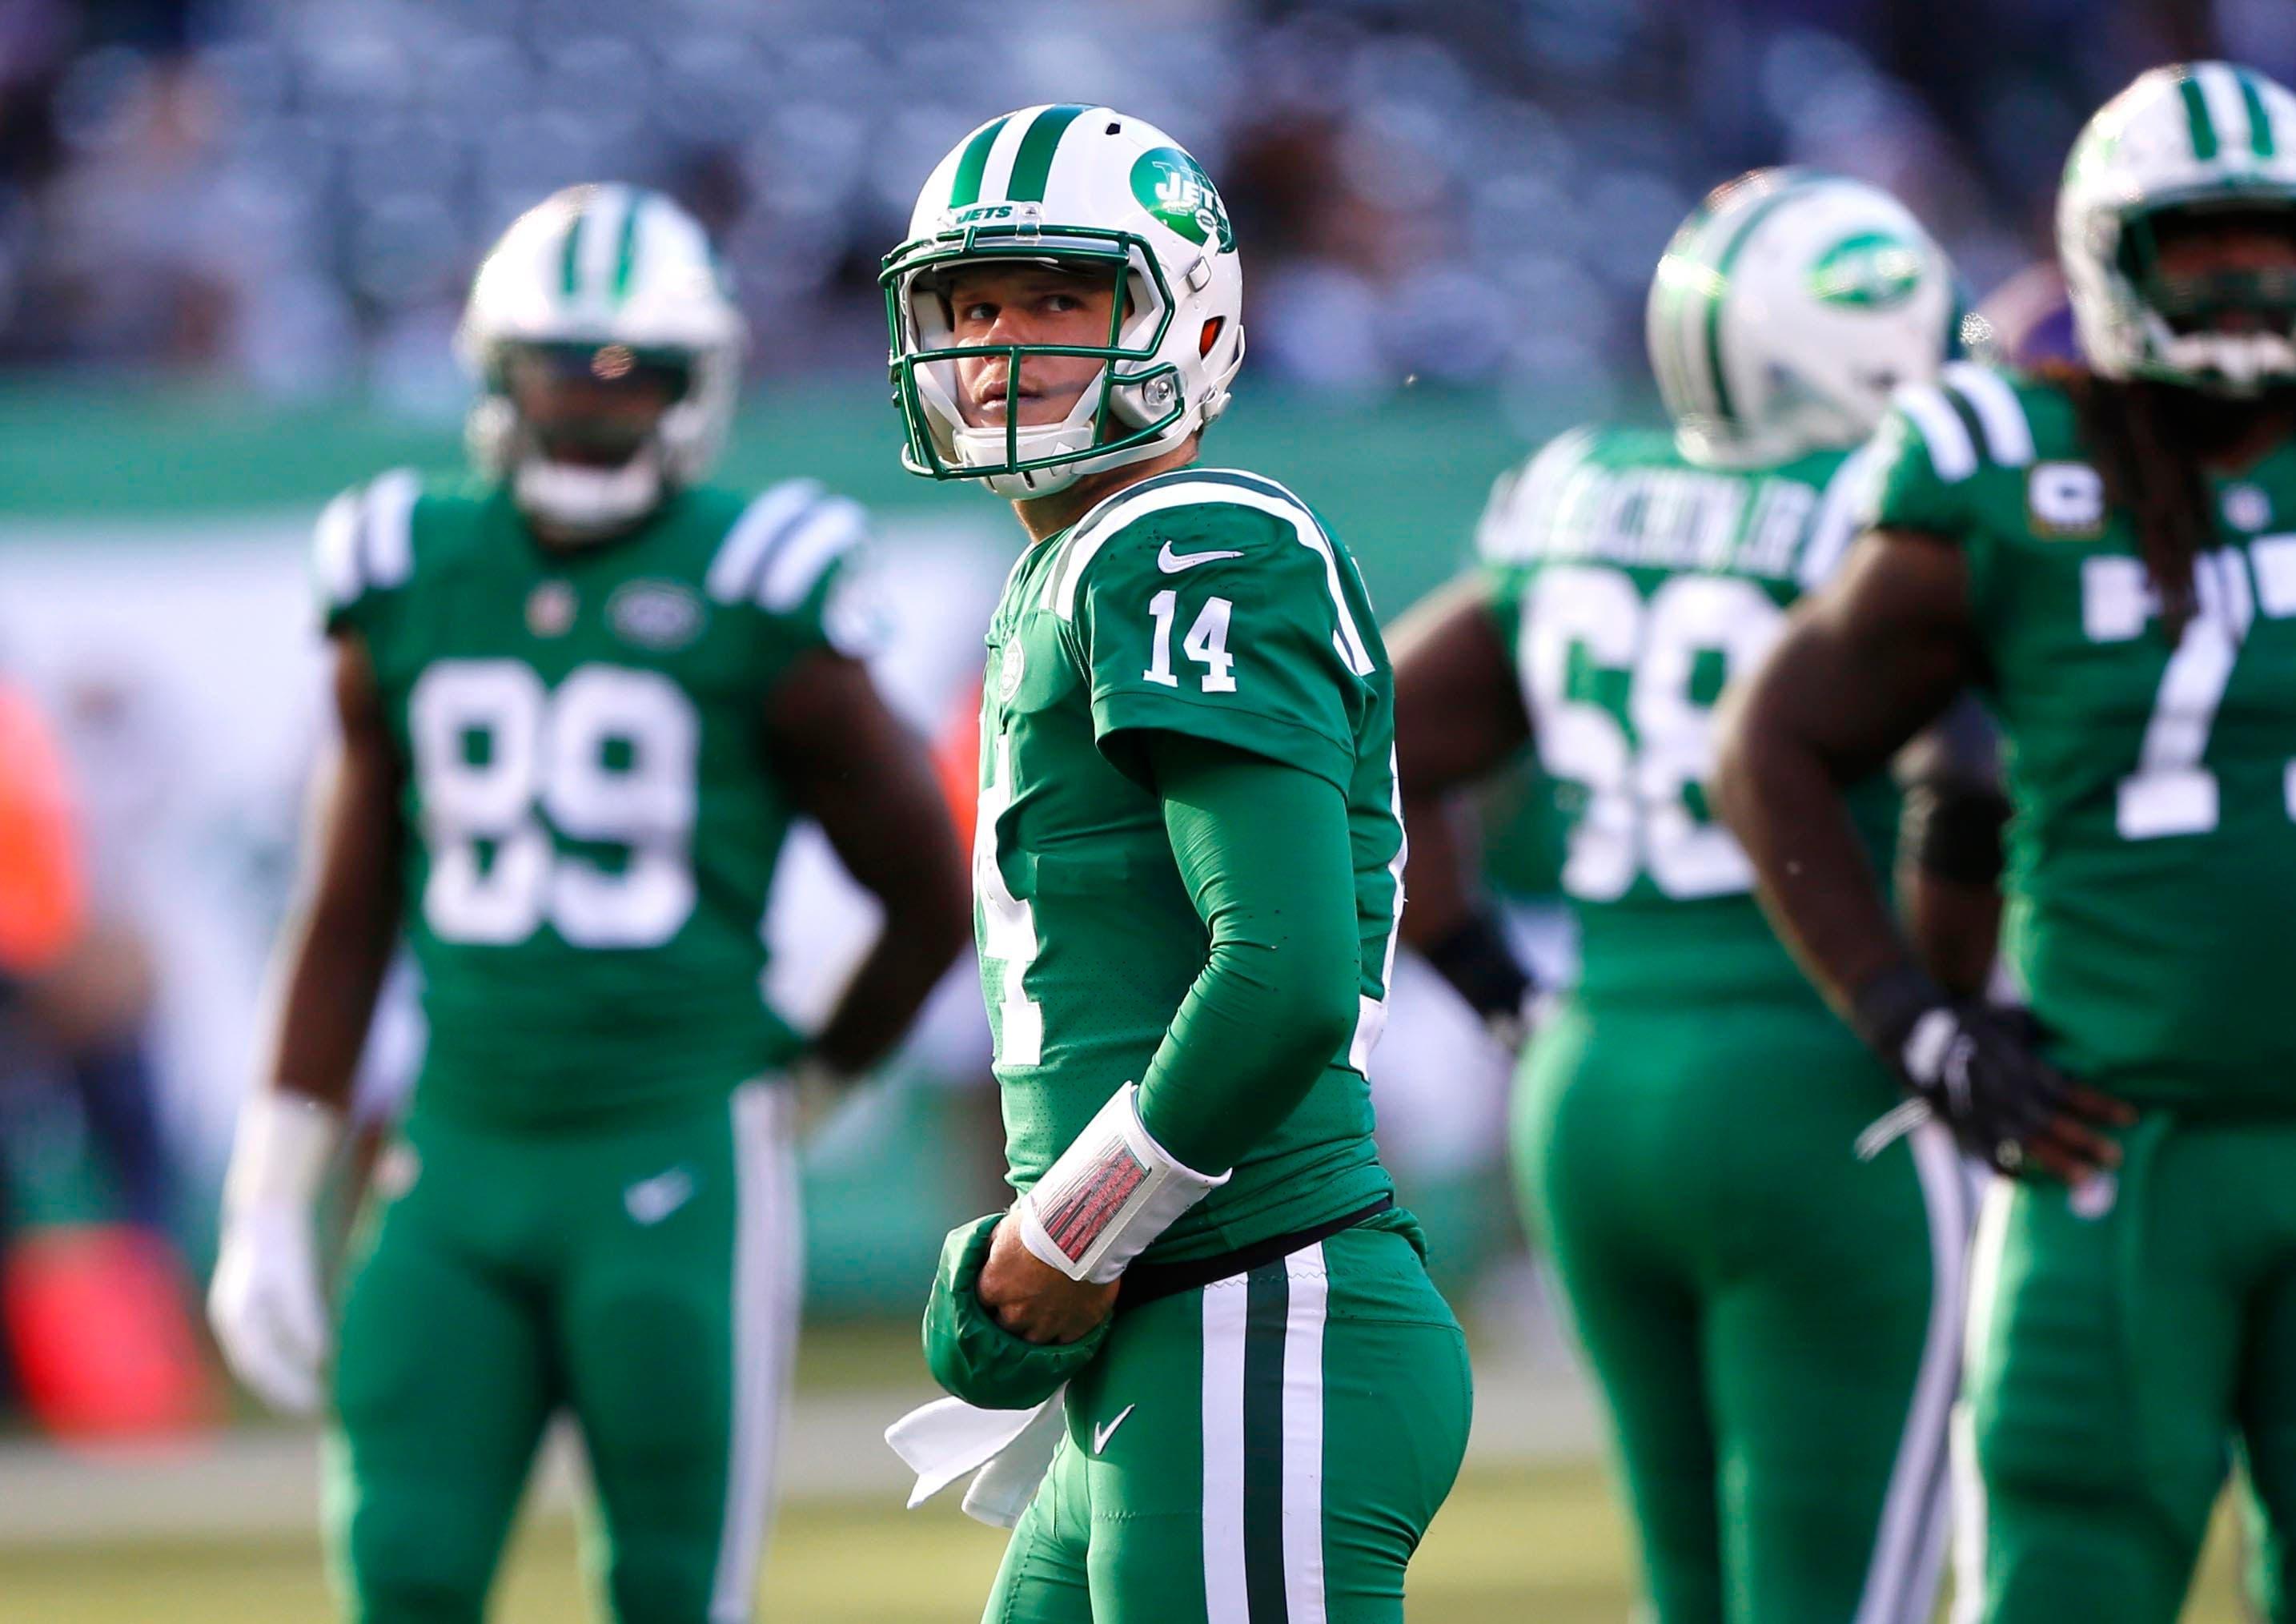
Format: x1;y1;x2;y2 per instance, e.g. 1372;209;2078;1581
1893;385;1978;484
361;468;419;589
1050;529;1116;618
707;480;824;603
1054;477;1377;677
313;491;363;606
1941;364;2034;469
758;496;865;611
1798;445;1873;589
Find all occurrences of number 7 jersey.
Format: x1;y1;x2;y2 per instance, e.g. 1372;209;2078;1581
1867;363;2296;1106
1480;422;1894;1006
977;468;1401;1262
315;472;868;1127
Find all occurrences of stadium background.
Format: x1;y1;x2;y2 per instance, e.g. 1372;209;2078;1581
0;0;2274;1618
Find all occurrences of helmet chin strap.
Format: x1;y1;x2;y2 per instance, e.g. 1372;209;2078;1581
513;448;667;541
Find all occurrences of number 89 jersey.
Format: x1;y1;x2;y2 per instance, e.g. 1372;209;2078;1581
1866;364;2296;1106
1480;422;1895;1005
316;472;867;1127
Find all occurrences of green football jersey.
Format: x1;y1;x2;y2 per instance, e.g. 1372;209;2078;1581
315;472;866;1127
1867;362;2296;1107
976;467;1399;1262
1480;422;1895;1003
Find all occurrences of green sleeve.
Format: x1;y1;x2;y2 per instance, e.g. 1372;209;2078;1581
311;469;421;640
1064;501;1363;793
1133;734;1362;1176
705;483;884;693
1858;396;1980;539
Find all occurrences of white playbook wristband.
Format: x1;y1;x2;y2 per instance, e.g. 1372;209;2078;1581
222;1091;344;1212
1014;1083;1230;1284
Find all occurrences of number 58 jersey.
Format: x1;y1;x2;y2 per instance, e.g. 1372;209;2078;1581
315;472;868;1128
1479;422;1895;1007
1867;364;2296;1106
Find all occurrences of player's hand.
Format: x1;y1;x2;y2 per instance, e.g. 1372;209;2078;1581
208;1199;330;1414
974;1215;1120;1346
1853;967;2135;1182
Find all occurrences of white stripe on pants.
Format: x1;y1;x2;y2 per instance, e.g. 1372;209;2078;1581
709;1083;802;1623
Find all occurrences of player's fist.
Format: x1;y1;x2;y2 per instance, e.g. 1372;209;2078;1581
1852;965;2133;1182
207;1091;343;1415
208;1200;329;1414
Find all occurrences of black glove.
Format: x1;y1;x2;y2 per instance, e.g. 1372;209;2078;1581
1423;911;1538;1052
1851;966;2076;1176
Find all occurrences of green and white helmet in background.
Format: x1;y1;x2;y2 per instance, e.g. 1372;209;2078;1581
2060;62;2296;394
882;105;1246;498
1647;168;1957;466
457;184;747;536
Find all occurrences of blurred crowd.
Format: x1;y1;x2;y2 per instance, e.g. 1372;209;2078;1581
0;0;2278;425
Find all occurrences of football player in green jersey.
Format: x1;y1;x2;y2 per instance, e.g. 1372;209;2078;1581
1388;170;2002;1623
1715;62;2296;1624
206;184;969;1623
879;107;1470;1621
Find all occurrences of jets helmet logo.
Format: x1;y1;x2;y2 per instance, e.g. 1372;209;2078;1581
1808;231;1925;310
1130;148;1234;251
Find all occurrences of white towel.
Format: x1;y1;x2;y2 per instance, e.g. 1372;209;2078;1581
884;1389;1066;1529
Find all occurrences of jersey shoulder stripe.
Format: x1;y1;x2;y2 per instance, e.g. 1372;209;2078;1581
705;479;825;606
314;468;419;610
1796;444;1876;589
1942;363;2036;468
1052;468;1375;676
1889;382;1980;484
1477;424;1600;566
758;493;866;612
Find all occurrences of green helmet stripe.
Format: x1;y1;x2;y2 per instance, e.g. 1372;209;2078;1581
2178;69;2221;160
611;191;644;303
1700;179;1814;424
1006;104;1089;203
949;115;1012;208
560;195;588;299
2239;69;2278;158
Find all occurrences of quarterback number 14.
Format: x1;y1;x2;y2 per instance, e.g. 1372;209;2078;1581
1143;589;1237;693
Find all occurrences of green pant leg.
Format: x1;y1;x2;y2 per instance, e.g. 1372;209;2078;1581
1519;997;1962;1624
1516;999;1724;1624
1958;1120;2240;1624
981;1438;1094;1624
992;1221;1468;1623
2222;1124;2296;1624
329;1125;557;1622
557;1084;801;1624
1701;1116;1965;1624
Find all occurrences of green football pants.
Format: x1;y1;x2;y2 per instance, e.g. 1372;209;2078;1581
1956;1111;2296;1623
982;1215;1472;1622
1517;995;1971;1624
327;1083;801;1623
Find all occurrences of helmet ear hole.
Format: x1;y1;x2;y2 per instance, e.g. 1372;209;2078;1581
1199;317;1224;358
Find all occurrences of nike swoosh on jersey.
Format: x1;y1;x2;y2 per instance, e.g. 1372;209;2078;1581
1157;542;1243;573
624;1166;696;1226
1092;1403;1137;1454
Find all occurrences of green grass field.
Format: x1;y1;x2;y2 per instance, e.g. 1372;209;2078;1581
0;1460;2254;1623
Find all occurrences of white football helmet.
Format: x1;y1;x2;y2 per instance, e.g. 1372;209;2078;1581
882;105;1246;498
1647;169;1957;466
457;184;747;537
2061;62;2296;394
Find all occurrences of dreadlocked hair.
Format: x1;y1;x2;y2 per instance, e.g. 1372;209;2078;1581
2041;362;2207;637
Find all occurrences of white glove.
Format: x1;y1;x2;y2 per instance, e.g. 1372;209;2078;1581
207;1091;341;1416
